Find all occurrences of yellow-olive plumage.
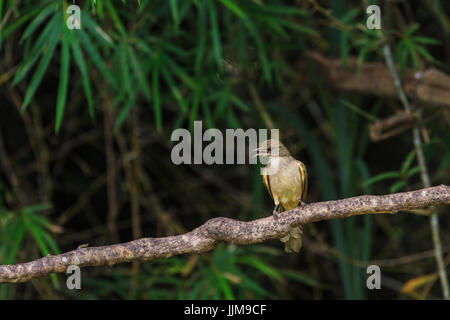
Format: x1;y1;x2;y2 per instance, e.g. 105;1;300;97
256;139;308;253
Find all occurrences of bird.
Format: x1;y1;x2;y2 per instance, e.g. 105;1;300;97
254;139;308;253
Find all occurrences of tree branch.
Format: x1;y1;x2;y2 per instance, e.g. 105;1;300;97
1;185;450;283
297;51;450;108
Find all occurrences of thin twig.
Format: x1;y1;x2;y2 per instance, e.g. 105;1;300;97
103;93;119;243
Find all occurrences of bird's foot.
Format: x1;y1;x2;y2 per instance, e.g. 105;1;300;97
272;204;280;220
272;210;280;220
298;200;307;206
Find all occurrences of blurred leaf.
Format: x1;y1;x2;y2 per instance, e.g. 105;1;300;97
238;256;282;281
160;64;188;112
213;267;234;300
208;0;222;68
401;273;438;299
20;3;57;42
128;45;151;101
55;28;70;133
219;0;248;21
170;0;179;29
363;172;401;187
119;39;132;101
152;54;162;131
390;180;406;193
70;33;95;118
282;269;331;290
104;0;126;36
13;13;60;86
22;17;61;110
401;149;417;174
77;29;117;89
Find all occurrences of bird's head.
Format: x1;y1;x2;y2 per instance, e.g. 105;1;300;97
254;139;291;158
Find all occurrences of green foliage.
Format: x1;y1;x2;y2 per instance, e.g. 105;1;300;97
6;0;316;132
364;149;421;193
396;24;441;72
0;203;61;293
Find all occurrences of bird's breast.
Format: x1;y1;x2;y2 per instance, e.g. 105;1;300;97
267;158;303;211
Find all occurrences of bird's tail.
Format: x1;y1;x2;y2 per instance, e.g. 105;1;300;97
279;226;303;253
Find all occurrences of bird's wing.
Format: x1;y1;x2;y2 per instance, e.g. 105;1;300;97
262;167;274;201
296;160;308;202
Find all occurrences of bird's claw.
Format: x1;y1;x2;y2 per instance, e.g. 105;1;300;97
273;211;280;220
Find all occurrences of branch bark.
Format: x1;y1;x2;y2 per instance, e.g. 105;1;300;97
1;185;450;283
297;51;450;108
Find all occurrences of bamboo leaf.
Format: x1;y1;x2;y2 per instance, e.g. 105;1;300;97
77;30;117;89
401;149;417;174
55;30;70;133
128;45;151;101
20;3;57;42
152;55;162;132
195;0;207;74
363;171;401;187
13;13;60;86
208;0;222;68
219;0;248;21
160;65;188;112
170;0;179;29
70;35;95;118
390;180;406;193
22;22;60;110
